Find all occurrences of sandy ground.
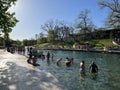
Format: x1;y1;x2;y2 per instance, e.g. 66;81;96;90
0;49;67;90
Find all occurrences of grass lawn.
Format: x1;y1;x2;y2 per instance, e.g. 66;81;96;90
38;39;119;48
90;39;116;48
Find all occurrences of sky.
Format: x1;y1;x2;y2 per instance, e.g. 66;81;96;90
9;0;108;40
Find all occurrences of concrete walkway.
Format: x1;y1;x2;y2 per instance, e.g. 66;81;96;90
0;49;67;90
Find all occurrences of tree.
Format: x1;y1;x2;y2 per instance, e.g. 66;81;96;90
76;9;95;34
47;30;56;42
0;0;18;47
22;39;36;46
41;20;74;44
98;0;120;28
41;20;58;43
36;32;47;44
56;23;74;42
11;40;22;47
76;9;95;41
41;20;58;32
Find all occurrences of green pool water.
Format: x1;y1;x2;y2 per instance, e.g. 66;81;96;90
37;50;120;90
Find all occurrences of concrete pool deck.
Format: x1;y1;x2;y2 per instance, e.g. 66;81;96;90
0;49;67;90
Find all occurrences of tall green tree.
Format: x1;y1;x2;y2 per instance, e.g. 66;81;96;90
36;32;47;44
22;39;36;46
0;0;18;46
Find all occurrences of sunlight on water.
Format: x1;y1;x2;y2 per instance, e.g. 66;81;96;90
37;50;120;90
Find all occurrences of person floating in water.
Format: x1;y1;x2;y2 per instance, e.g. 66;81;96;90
89;61;98;73
80;60;85;74
65;57;71;66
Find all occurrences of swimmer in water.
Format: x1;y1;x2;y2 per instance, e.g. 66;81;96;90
80;60;85;74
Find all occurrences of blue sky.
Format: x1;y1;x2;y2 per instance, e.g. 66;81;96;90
10;0;108;40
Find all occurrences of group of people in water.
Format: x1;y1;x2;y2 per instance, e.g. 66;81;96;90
80;60;98;75
56;57;74;66
27;47;52;66
27;47;98;74
56;57;98;74
27;47;37;66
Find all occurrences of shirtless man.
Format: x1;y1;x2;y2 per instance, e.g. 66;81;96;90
80;60;85;74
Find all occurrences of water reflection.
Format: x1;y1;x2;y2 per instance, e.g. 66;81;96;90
80;73;86;81
46;60;51;66
90;73;98;80
79;74;87;90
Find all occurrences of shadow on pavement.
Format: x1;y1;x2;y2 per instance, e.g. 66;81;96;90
0;61;66;90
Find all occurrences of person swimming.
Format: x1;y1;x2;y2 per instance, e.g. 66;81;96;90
65;57;71;66
80;60;85;74
89;61;98;73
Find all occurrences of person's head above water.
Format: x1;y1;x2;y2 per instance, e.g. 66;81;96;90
92;61;95;64
82;60;84;64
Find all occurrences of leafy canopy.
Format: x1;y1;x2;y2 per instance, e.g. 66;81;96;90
0;0;18;40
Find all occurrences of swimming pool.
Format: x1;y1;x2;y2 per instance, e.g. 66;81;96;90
36;50;120;90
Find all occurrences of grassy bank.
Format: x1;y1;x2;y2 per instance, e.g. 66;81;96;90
38;39;119;48
90;39;115;48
